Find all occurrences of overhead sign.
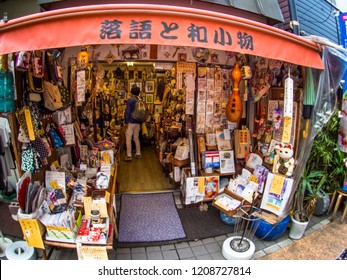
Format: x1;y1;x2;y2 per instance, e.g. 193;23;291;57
0;4;323;69
339;12;347;93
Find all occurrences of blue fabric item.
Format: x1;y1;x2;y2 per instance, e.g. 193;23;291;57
124;96;142;124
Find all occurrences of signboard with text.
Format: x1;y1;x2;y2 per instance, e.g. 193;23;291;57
339;12;347;93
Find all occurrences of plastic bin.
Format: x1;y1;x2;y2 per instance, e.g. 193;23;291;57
255;214;290;241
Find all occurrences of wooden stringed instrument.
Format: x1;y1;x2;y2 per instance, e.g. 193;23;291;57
226;62;243;122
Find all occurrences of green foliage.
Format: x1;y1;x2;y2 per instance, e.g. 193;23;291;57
306;110;346;194
294;109;346;220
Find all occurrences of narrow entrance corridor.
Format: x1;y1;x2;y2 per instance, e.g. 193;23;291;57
117;144;173;193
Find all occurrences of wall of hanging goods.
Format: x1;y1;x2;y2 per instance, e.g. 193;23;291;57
1;41;308;258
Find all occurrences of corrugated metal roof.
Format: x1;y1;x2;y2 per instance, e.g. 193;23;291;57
200;0;284;22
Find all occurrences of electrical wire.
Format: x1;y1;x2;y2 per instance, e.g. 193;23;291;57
299;0;334;25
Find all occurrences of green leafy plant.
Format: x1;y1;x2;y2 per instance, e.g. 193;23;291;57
294;169;326;222
294;110;346;222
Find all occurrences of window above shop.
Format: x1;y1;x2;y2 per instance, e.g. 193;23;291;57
200;0;284;22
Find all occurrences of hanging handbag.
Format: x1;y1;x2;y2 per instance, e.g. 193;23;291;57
28;65;44;93
15;51;31;71
31;50;45;78
32;137;50;159
48;124;66;149
43;81;63;111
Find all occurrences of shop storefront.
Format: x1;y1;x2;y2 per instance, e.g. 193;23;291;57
1;4;346;260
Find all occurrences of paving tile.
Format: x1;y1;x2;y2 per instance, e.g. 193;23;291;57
202;237;216;244
311;223;324;231
205;242;221;254
177;247;194;259
214;235;228;242
116;248;131;254
196;254;213;260
146;246;161;252
277;238;294;248
107;250;116;260
303;228;315;236
131;252;147;260
132;247;146;253
253;250;266;259
210;251;226;260
147;251;163;260
217;240;225;247
263;244;281;254
116;253;131;260
320;219;330;226
181;257;197;260
162;250;179;260
175;242;189;249
161;244;175;251
262;240;277;247
188;240;203;247
310;215;322;224
276;231;290;242
191;245;208;257
253;240;266;251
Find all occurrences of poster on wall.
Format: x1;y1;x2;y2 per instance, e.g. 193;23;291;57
219;150;235;174
204;176;219;199
260;172;293;217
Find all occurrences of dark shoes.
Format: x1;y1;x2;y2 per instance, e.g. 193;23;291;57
135;154;142;159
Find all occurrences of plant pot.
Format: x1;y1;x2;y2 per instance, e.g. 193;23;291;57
289;215;309;239
313;190;330;216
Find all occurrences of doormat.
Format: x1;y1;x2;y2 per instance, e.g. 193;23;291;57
178;204;234;241
117;193;186;243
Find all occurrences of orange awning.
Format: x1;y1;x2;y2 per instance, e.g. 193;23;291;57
0;4;323;69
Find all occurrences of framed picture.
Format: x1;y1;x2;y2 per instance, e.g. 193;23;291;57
145;80;155;93
129;81;142;92
154;104;163;114
145;93;154;104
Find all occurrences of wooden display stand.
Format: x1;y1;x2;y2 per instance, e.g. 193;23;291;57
41;163;119;260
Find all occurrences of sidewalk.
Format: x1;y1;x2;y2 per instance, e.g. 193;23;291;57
259;216;347;260
43;212;333;260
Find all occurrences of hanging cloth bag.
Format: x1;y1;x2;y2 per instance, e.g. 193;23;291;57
43;81;63;111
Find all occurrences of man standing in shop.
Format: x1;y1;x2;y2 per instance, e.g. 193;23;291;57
124;85;142;162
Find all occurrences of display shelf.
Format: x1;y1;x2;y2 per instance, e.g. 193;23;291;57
41;162;118;260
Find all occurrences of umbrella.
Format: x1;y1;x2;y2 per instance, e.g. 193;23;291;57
302;67;316;138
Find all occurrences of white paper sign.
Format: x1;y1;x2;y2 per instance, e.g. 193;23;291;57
61;124;75;146
76;70;86;102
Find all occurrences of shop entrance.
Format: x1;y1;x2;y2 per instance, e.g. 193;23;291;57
118;144;173;193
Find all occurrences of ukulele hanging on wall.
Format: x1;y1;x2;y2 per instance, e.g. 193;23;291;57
226;62;243;123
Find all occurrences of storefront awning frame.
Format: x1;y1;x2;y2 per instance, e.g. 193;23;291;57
0;4;323;69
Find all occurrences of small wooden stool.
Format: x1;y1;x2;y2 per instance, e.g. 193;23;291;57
327;189;347;223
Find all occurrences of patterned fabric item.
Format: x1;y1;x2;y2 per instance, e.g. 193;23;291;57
48;126;65;149
21;145;35;173
58;83;71;110
33;150;42;172
32;138;50;159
